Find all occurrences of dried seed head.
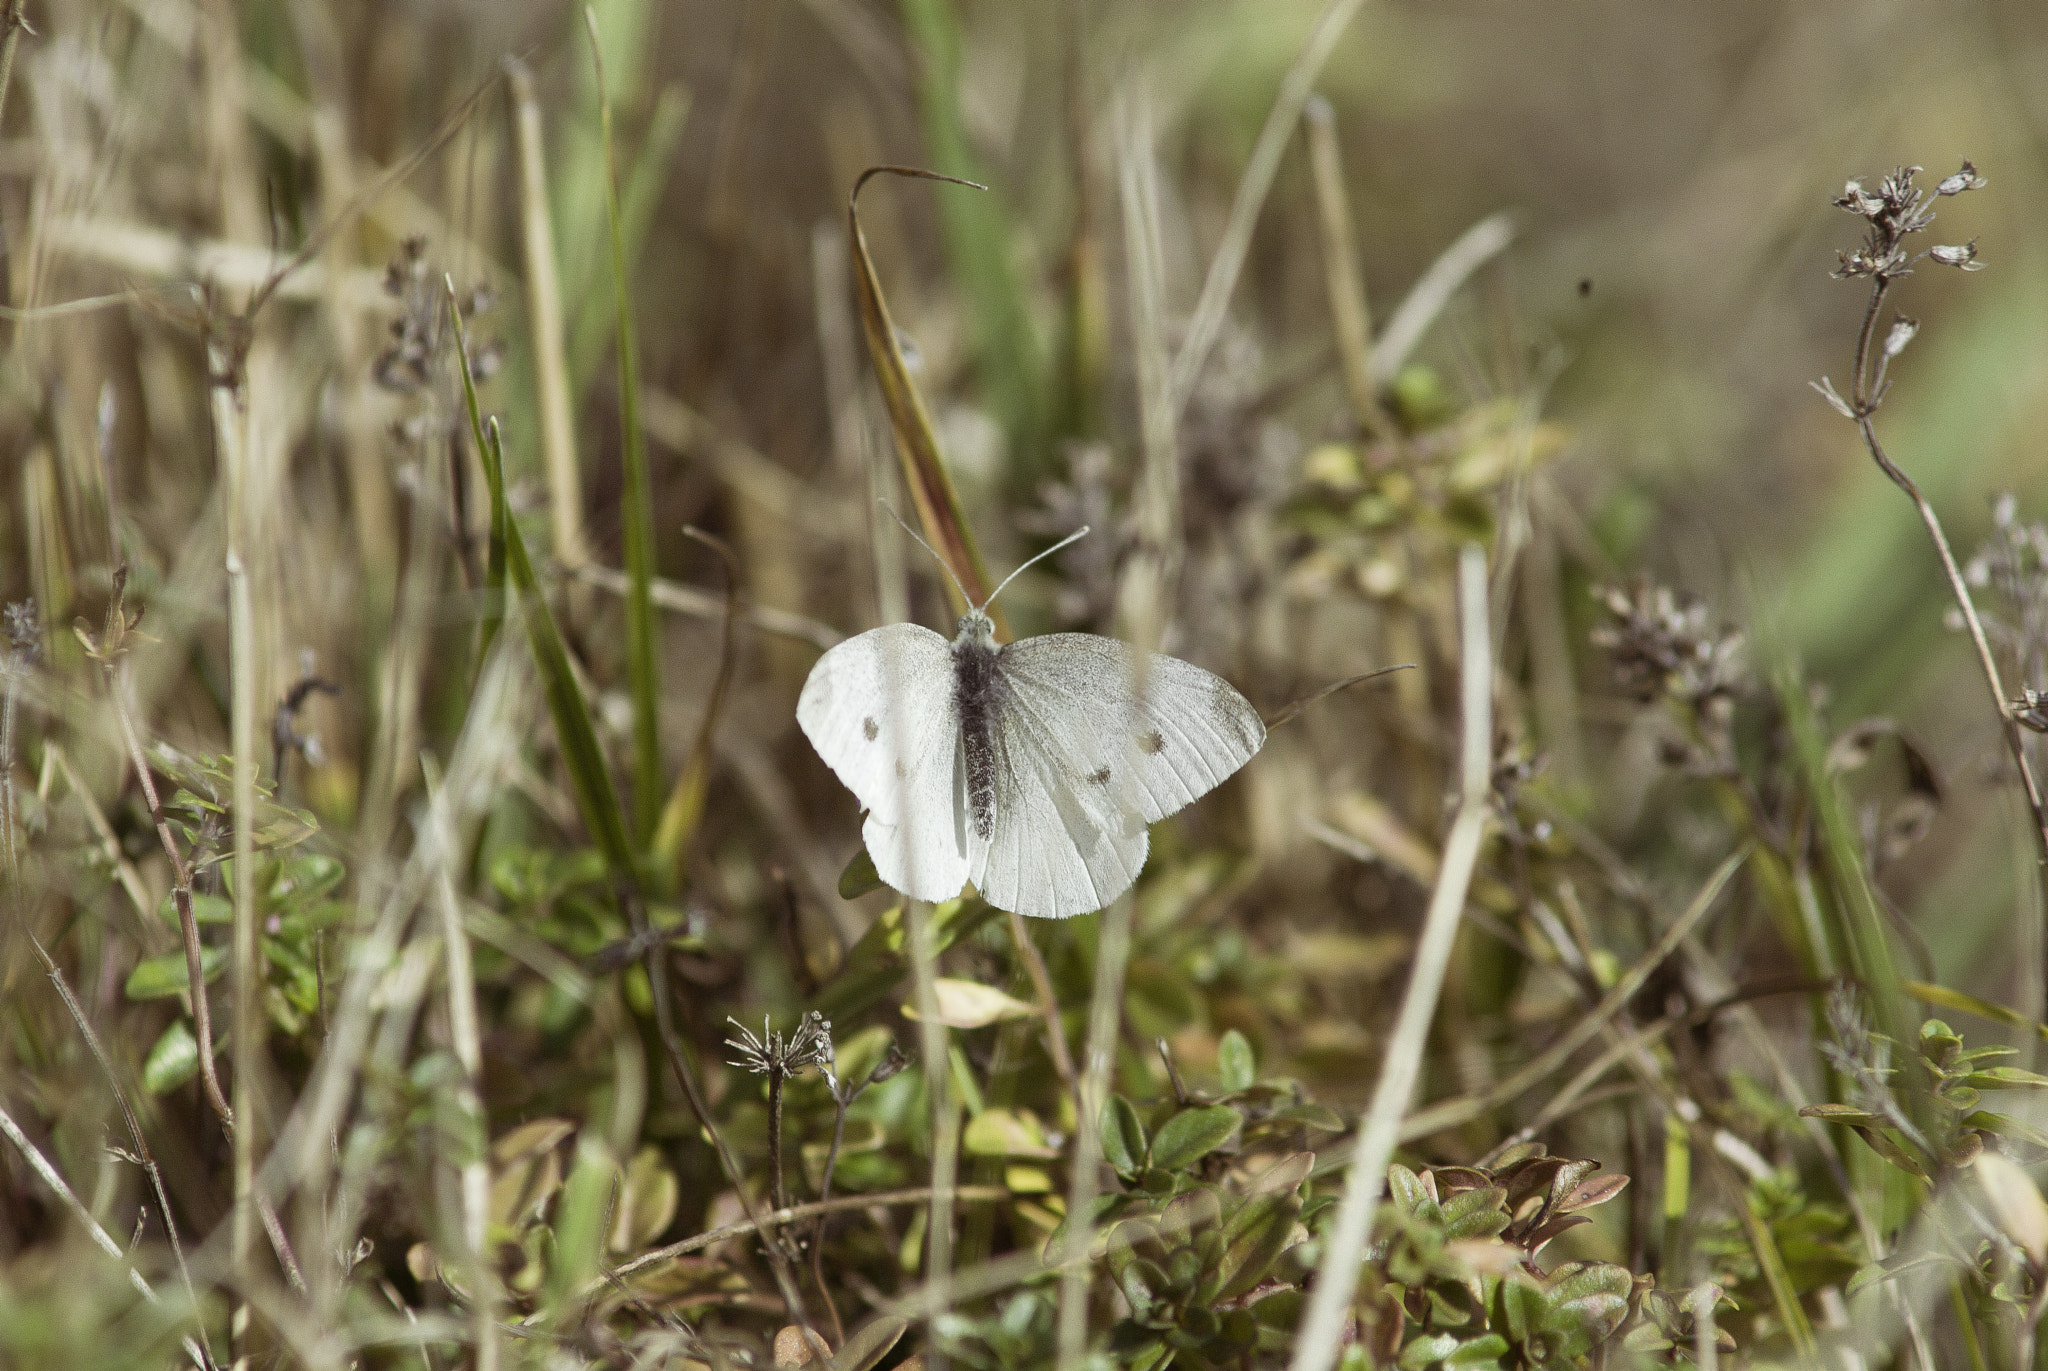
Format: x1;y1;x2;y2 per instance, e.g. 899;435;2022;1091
1927;241;1984;271
1936;160;1986;197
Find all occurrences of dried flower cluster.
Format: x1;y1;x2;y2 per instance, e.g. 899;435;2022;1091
1590;581;1747;711
1831;161;1985;282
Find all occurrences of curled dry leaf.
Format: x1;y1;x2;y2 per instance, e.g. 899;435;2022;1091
901;978;1037;1029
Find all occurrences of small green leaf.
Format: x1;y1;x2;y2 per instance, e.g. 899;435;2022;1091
1218;1029;1256;1093
1964;1066;2048;1090
125;945;228;1000
838;847;883;900
1444;1333;1510;1367
1213;1192;1302;1300
1969;1110;2048;1151
1848;1124;1930;1179
268;852;345;905
142;1019;200;1094
1150;1105;1240;1172
1100;1095;1147;1177
157;891;232;926
1399;1332;1461;1370
1386;1163;1430;1216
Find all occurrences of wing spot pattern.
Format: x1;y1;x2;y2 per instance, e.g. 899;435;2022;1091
1088;766;1112;785
1140;730;1165;755
862;717;879;740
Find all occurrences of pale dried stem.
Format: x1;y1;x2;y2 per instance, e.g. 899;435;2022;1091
0;1100;165;1307
1845;275;2048;988
907;900;960;1365
1167;0;1373;420
506;57;589;583
1289;545;1492;1371
1303;95;1381;434
428;776;499;1371
1054;892;1135;1371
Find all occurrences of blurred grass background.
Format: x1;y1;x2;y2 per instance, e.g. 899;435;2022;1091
6;0;2048;1363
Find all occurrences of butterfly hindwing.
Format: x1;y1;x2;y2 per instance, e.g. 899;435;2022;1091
968;682;1150;919
966;634;1264;918
795;623;971;903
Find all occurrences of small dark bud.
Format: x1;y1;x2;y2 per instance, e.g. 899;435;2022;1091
1936;161;1986;196
1927;241;1983;270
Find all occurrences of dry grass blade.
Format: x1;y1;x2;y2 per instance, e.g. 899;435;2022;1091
1289;544;1491;1371
848;166;1000;626
1167;0;1374;420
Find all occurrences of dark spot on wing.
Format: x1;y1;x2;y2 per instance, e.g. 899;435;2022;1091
862;716;879;741
1140;730;1165;755
894;760;906;779
1088;766;1112;786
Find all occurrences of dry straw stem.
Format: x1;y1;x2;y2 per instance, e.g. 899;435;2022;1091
0;1100;164;1308
1303;94;1381;434
605;1185;1008;1284
848;165;1001;625
505;56;589;580
1369;211;1516;384
1167;0;1372;421
426;769;500;1371
908;899;963;1361
570;559;842;649
1290;544;1492;1371
1055;891;1136;1371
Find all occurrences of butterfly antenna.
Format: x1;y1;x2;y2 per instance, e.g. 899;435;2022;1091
983;526;1091;610
876;497;978;602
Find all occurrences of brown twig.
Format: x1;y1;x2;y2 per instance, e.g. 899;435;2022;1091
1822;164;2048;997
92;608;234;1129
1005;911;1075;1090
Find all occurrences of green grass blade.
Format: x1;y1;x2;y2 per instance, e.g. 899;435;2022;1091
567;82;691;400
1775;657;1916;1110
587;6;664;850
451;284;635;877
896;0;1047;482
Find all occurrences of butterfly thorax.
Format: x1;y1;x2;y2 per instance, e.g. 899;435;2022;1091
952;609;1004;842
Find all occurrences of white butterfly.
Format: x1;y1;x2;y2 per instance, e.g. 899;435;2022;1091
797;530;1265;919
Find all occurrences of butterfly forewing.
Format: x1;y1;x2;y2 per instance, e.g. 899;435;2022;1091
796;623;971;902
996;634;1266;824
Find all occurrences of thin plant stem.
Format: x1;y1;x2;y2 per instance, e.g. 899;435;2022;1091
107;653;233;1128
907;900;959;1369
0;1100;164;1306
1006;911;1074;1090
1289;544;1492;1371
428;771;498;1371
1054;892;1135;1371
1839;254;2048;986
503;56;588;580
602;1184;1008;1284
0;0;31;137
1166;0;1373;421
